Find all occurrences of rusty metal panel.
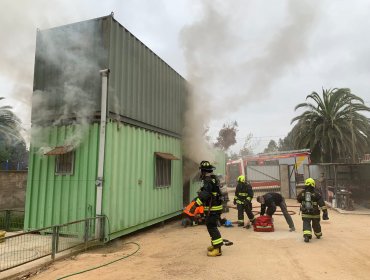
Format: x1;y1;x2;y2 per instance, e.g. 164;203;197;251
102;122;183;238
44;145;73;155
24;124;99;229
155;152;180;160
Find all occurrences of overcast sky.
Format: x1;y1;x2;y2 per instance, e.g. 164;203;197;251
1;0;370;153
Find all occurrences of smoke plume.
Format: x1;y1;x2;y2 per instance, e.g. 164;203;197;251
181;0;320;162
0;0;94;146
31;21;105;151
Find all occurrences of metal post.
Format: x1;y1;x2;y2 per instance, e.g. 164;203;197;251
84;219;90;250
4;210;11;231
333;165;337;208
51;226;57;260
95;69;109;238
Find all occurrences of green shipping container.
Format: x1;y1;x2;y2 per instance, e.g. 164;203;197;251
25;122;183;239
26;15;186;240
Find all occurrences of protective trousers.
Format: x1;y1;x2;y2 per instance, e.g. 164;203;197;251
237;201;255;224
279;200;295;229
206;213;223;248
302;217;322;238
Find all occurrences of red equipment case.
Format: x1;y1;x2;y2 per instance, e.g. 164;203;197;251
253;216;274;232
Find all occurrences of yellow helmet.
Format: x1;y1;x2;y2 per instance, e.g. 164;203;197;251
237;175;245;183
304;178;315;187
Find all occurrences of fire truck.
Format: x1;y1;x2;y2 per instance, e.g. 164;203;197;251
226;149;311;193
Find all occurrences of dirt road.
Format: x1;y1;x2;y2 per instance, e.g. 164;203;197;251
28;199;370;280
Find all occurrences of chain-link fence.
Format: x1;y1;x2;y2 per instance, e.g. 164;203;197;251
0;210;25;232
0;216;105;272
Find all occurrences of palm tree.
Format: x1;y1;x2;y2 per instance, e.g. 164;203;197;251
0;97;23;143
291;88;370;163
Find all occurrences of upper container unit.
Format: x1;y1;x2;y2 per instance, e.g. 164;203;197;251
32;15;187;137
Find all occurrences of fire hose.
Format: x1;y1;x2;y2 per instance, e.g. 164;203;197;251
228;205;299;216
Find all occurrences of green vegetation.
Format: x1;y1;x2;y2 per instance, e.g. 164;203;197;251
290;88;370;163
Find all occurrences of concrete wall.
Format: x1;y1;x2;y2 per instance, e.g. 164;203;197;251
0;171;27;209
280;165;290;198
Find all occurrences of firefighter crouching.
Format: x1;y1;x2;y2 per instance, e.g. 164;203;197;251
190;160;224;257
182;199;205;227
234;175;255;228
297;178;329;243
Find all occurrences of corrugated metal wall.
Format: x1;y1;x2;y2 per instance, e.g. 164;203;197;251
24;124;99;229
103;122;183;239
246;165;280;181
108;18;187;136
32;15;187;137
213;150;226;176
32;18;109;123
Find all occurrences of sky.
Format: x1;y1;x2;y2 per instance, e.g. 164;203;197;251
1;0;370;156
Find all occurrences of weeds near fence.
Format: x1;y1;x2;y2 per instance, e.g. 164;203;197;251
0;210;24;232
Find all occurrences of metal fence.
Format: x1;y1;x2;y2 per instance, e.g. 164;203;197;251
0;216;105;272
0;210;25;232
0;161;28;171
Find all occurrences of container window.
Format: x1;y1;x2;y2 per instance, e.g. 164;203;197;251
55;151;75;175
155;156;171;187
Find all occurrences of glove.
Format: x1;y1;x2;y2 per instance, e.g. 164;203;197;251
322;212;329;220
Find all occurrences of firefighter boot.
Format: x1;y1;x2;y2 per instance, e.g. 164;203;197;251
245;222;251;229
207;245;214;252
304;235;310;243
207;247;222;257
238;222;244;227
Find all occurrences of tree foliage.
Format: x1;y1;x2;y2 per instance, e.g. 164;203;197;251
0;137;28;169
0;97;27;169
291;88;370;163
214;121;238;151
263;140;278;153
0;97;23;142
278;131;296;151
239;133;255;157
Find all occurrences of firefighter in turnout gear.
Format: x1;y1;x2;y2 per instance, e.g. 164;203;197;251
234;175;255;228
297;178;329;243
190;161;223;257
256;192;295;231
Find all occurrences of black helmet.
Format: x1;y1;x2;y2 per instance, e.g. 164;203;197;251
199;160;216;172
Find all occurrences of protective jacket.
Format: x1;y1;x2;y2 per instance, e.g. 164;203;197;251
195;175;223;213
184;200;204;217
297;186;328;218
234;181;254;205
260;193;283;216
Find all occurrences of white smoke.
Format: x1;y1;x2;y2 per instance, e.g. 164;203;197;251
181;0;320;162
30;21;105;150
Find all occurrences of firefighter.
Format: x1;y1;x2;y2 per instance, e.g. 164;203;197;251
190;160;224;257
233;175;255;228
182;199;205;227
256;192;295;231
297;178;329;243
